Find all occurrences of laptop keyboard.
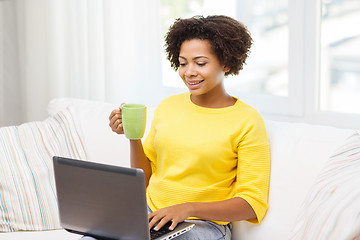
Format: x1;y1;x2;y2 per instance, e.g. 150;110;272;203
150;222;173;239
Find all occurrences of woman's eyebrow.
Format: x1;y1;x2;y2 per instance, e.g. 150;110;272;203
179;56;209;60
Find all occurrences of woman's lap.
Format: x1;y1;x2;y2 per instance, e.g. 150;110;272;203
80;221;231;240
80;207;232;240
174;219;232;240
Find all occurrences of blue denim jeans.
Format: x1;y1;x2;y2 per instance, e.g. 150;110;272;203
174;219;232;240
80;207;232;240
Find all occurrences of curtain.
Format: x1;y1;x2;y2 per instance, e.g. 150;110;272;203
0;0;162;126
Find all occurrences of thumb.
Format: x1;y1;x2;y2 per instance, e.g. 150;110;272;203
119;103;126;111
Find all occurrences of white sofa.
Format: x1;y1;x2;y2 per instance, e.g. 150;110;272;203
0;98;359;240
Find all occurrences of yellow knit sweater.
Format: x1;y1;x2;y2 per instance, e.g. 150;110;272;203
143;93;270;224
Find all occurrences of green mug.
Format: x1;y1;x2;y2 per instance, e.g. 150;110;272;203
121;104;147;139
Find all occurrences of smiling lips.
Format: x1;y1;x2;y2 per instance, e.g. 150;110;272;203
186;80;204;86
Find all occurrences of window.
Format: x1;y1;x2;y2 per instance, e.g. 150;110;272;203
232;0;288;97
319;0;360;114
159;0;360;129
160;0;299;116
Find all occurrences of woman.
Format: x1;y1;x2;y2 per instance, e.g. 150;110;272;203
109;15;270;240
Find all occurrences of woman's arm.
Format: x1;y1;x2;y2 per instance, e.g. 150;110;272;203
130;139;152;186
149;197;256;231
188;197;256;222
109;106;152;186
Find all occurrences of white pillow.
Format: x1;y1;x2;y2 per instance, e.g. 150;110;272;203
47;98;154;167
0;108;87;231
48;98;130;167
288;131;360;240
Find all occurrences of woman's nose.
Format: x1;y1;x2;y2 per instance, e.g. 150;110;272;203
184;64;197;77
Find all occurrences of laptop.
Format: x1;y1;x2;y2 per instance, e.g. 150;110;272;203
53;156;194;240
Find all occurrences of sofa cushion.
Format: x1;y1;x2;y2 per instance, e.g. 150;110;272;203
0;229;79;240
0;108;87;231
288;131;360;239
232;120;355;240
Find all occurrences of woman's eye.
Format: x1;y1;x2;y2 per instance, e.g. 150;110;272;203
179;62;186;67
197;62;206;66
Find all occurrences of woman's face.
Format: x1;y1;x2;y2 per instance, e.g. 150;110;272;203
178;39;229;97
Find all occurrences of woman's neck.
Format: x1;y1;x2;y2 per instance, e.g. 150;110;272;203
190;93;236;109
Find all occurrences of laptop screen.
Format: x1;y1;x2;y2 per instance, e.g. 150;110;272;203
53;156;150;240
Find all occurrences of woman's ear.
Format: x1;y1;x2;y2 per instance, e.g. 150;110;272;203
223;66;230;73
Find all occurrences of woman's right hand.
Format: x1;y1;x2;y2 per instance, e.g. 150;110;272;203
109;103;125;134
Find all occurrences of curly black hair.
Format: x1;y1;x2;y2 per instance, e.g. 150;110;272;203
164;15;253;76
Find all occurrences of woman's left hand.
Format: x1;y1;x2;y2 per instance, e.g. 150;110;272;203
148;203;193;231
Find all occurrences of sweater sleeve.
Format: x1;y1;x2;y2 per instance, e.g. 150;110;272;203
143;108;159;174
233;114;270;224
